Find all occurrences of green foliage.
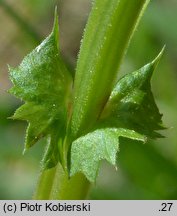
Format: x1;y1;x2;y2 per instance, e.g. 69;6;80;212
101;49;165;138
71;0;150;139
8;0;165;200
9;12;72;168
70;50;164;182
71;128;145;182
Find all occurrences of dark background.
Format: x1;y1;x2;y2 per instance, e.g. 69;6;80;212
0;0;177;199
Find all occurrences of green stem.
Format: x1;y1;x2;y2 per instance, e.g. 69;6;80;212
33;163;90;200
33;0;150;200
71;0;150;139
49;163;90;199
33;167;57;199
34;135;90;200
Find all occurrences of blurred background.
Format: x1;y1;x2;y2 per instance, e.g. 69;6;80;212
0;0;177;199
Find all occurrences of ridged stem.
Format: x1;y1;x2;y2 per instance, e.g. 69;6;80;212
33;0;150;200
33;164;90;200
71;0;150;139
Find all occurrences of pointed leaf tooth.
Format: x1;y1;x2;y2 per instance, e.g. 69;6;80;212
101;50;165;139
71;128;145;182
52;6;59;48
151;46;165;68
8;11;71;168
70;50;165;182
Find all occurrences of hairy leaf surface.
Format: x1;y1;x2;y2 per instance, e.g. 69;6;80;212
71;50;164;182
71;128;145;182
102;48;165;138
9;12;72;167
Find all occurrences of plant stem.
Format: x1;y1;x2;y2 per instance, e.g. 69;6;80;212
71;0;150;139
33;167;57;199
34;135;90;200
33;0;150;200
49;164;90;199
33;163;90;200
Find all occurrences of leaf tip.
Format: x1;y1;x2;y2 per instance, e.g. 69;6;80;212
143;46;165;79
22;148;27;155
52;6;59;47
8;65;15;81
152;46;165;68
7;115;14;120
